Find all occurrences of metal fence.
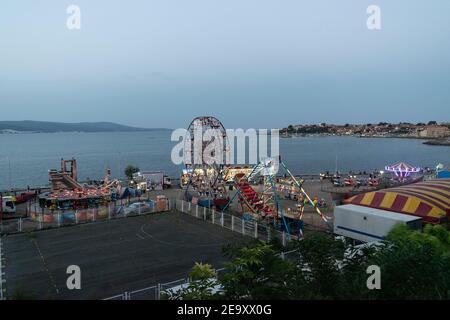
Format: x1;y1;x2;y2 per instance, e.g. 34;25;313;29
102;201;299;301
0;198;174;235
103;267;229;300
0;236;5;300
103;247;298;301
174;199;297;247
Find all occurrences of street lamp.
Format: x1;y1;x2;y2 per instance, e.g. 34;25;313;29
8;157;12;190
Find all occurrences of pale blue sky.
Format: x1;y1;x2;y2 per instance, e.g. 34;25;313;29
0;0;449;128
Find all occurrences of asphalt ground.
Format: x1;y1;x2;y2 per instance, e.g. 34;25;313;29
3;210;247;300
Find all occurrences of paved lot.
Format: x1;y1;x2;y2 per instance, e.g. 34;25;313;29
3;211;247;300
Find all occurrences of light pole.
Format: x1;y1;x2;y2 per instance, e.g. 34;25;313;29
117;152;121;180
0;192;3;221
7;156;12;191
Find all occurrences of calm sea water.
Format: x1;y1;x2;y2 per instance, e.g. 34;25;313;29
0;131;449;190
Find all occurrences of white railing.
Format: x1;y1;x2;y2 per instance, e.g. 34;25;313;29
102;244;299;301
0;198;174;235
175;199;295;246
102;200;300;301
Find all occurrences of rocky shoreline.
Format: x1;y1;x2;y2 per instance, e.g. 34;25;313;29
423;139;450;146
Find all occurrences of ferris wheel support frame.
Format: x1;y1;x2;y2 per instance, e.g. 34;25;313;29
183;116;230;202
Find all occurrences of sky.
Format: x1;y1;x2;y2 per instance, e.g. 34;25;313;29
0;0;449;129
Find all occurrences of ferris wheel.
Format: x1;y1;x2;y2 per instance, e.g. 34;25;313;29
184;116;230;200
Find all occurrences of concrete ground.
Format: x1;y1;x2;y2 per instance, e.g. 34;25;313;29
3;211;247;300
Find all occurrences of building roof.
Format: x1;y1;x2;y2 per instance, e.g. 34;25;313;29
343;179;450;223
337;204;422;222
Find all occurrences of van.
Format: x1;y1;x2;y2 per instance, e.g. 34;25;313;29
1;196;16;214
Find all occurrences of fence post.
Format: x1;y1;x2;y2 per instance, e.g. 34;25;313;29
231;215;234;231
196;205;199;218
181;200;184;213
108;205;111;220
254;221;258;239
281;252;285;260
18;218;23;232
221;212;224;227
267;227;271;242
39;214;43;230
241;219;245;235
58;213;61;227
0;238;4;300
212;209;215;224
157;283;162;300
75;211;78;224
203;207;206;221
188;202;191;212
282;231;286;247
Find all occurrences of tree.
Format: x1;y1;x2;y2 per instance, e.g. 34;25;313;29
428;121;437;125
164;263;219;300
178;225;450;300
221;242;294;299
287;125;295;133
369;224;450;299
124;165;139;180
288;234;374;299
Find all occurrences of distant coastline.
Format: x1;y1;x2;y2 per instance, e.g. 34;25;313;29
280;133;450;147
280;122;450;145
423;139;450;146
0;121;171;133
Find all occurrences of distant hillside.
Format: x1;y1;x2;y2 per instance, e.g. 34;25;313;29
0;121;169;133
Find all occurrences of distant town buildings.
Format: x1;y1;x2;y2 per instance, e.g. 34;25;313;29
418;125;450;138
281;122;450;139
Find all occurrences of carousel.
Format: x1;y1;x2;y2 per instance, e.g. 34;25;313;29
384;162;421;182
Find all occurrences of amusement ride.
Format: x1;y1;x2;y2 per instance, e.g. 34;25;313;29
182;116;331;236
183;116;230;208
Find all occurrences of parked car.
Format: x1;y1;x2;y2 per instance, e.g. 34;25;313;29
124;202;152;215
15;192;36;204
1;195;16;214
320;171;332;180
163;176;172;189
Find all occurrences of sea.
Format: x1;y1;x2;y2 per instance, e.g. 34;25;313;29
0;131;449;191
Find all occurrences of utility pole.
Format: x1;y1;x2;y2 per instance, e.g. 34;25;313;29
8;157;12;191
0;192;3;221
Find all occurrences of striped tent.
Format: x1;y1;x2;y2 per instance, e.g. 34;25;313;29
343;179;450;223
